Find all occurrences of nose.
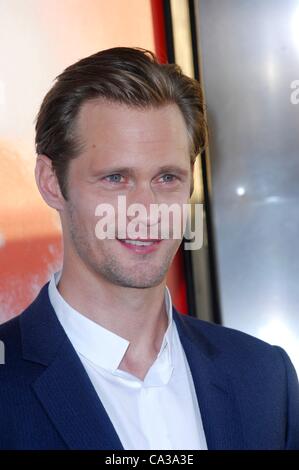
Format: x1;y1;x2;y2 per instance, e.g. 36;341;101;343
126;182;161;232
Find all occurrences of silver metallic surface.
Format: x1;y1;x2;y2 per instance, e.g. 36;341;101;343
195;0;299;371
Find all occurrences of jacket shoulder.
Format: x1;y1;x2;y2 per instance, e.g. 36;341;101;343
174;311;299;381
0;314;23;365
177;312;276;355
0;292;47;372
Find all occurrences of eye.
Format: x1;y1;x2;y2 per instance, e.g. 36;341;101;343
104;174;124;184
159;174;177;183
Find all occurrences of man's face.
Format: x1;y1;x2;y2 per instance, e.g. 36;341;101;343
62;100;192;288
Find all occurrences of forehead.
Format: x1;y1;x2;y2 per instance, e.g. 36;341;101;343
75;99;190;157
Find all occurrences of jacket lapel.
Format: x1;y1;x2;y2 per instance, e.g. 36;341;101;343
20;283;245;450
20;284;123;450
173;310;245;450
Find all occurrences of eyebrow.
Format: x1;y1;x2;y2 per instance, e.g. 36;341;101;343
156;165;190;177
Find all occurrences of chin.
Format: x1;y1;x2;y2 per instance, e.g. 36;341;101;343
118;278;165;289
104;269;167;289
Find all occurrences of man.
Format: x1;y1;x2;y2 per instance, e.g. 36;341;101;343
0;47;298;450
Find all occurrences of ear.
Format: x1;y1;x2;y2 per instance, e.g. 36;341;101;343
35;155;65;211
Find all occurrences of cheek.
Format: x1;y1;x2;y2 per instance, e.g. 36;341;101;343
161;179;191;201
67;199;99;241
70;186;101;220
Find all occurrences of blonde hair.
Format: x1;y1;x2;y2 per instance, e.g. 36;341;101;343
35;47;206;198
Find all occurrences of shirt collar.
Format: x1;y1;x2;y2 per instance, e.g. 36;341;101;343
48;271;174;377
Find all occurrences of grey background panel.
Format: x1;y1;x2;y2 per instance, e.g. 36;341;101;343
195;0;299;371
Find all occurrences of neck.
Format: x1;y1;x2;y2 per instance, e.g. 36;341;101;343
57;256;169;379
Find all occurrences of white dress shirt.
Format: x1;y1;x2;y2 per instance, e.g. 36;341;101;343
48;272;207;450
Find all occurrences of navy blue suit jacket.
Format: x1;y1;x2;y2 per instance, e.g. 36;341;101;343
0;282;299;450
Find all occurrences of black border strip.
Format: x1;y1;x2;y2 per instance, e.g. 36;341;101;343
162;0;175;64
162;0;196;317
188;0;222;324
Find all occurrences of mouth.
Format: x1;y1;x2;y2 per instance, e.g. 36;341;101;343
117;238;163;254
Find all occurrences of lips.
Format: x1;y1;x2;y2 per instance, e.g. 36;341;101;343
122;239;157;246
117;238;162;253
